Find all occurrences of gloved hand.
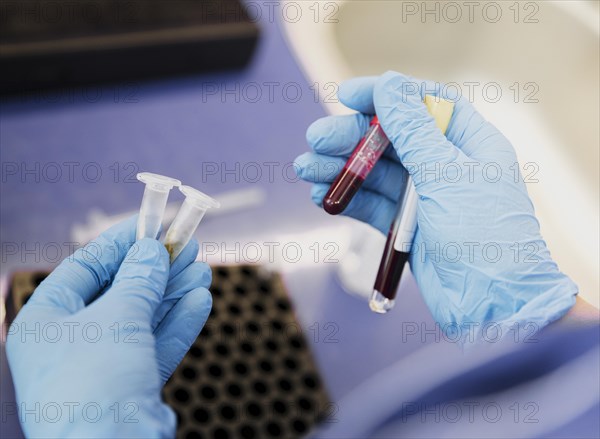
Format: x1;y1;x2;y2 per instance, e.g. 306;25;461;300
6;216;212;438
295;71;577;341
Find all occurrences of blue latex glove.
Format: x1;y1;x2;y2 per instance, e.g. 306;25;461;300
295;71;577;341
6;216;212;438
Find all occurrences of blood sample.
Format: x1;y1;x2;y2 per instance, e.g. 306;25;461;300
323;116;390;215
370;181;418;313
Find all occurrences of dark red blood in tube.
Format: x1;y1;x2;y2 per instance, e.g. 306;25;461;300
322;169;363;215
322;117;390;215
373;239;410;301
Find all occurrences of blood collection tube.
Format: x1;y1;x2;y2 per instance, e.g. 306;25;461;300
370;96;455;313
370;181;417;313
323;116;390;215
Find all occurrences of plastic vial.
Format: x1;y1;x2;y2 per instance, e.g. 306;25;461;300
323;116;390;215
136;172;181;240
163;185;220;262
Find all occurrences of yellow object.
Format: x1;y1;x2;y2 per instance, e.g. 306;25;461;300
424;95;455;134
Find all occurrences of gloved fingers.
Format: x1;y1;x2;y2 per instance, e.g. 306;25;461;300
307;113;370;155
152;261;212;330
311;184;397;234
338;73;501;161
306;113;400;162
99;238;170;322
294;152;342;182
296;152;406;202
445;113;515;162
169;238;199;280
374;71;465;186
154;287;212;384
25;215;138;317
337;76;378;114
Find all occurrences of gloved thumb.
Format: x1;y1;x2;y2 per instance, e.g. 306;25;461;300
101;238;170;323
374;71;460;188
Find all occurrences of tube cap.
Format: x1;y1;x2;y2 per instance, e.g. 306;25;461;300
180;185;221;209
137;172;181;192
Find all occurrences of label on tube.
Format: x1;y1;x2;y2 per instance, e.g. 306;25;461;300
345;124;389;178
393;177;419;253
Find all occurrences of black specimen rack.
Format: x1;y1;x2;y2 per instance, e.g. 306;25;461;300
6;265;331;439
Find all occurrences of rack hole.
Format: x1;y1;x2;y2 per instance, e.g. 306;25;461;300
182;366;196;380
246;322;260;334
240;342;254;353
208;364;223;377
227;383;242;397
220;404;236;420
278;379;292;391
215;343;229;356
266;422;282;437
298;396;313;411
228;304;241;315
276;299;290;311
239;425;256;439
241;266;254;277
284;358;298;370
246;402;262;418
303;374;318;389
289;336;304;349
173;388;189;403
222;323;235;336
253;380;268;394
234;362;248;376
259;360;273;372
265;339;278;352
213;427;229;439
200;385;217;400
292;419;307;434
193;408;210;424
272;400;287;415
